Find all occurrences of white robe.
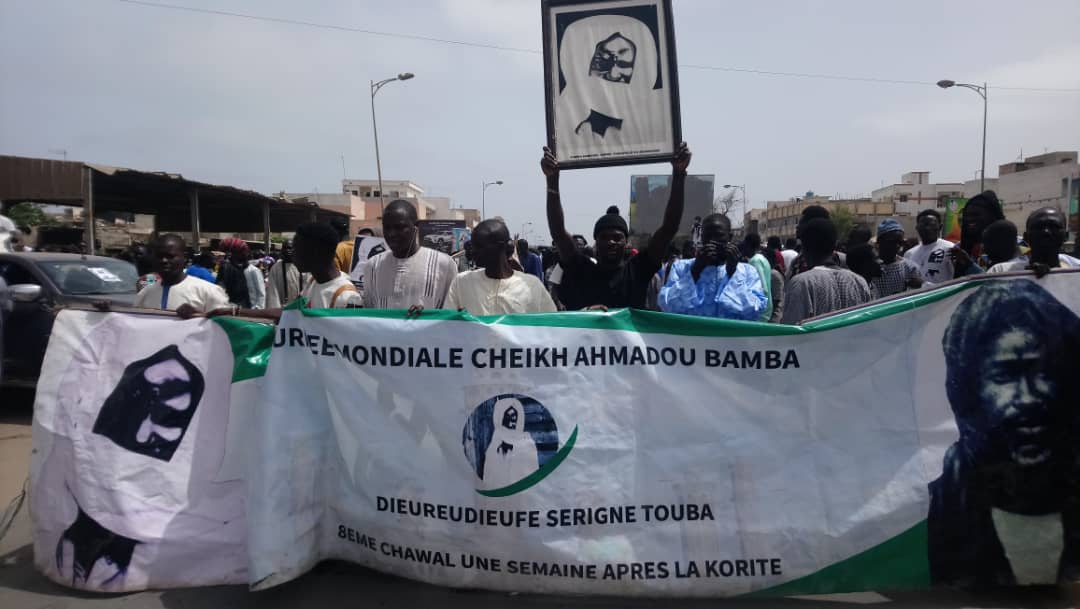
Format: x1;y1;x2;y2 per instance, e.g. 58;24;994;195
482;398;538;490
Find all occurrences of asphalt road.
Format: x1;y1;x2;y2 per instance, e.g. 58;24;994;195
1;387;1077;609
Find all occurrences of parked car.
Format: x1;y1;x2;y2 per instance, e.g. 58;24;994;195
0;253;138;387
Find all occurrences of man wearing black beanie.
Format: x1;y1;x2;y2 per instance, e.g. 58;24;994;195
541;142;691;310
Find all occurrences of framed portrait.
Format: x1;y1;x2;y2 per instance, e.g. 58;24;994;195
542;0;681;169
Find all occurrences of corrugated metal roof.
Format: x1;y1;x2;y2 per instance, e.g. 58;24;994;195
0;155;348;233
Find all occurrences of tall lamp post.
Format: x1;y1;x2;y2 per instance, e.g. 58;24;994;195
723;184;747;227
937;79;988;192
371;72;415;209
520;221;533;240
482;180;503;219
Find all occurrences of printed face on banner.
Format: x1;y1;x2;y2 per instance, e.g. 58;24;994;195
930;279;1080;585
461;393;577;496
92;344;205;461
55;506;138;588
547;1;678;167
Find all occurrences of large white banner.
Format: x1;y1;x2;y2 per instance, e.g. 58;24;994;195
31;272;1080;595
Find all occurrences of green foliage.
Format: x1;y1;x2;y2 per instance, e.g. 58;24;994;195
830;207;855;243
5;202;55;229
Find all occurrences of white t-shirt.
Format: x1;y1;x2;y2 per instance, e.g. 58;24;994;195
988;253;1080;274
133;275;230;313
780;249;798;271
903;239;955;284
301;272;363;309
445;270;557;315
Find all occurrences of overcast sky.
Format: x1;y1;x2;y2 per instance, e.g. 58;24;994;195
2;0;1079;242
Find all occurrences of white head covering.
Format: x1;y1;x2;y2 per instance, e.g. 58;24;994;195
555;15;668;155
482;398;539;489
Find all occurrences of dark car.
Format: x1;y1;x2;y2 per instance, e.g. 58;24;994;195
0;253;138;387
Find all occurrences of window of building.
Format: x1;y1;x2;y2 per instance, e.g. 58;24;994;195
898;194;909;202
1063;178;1069;198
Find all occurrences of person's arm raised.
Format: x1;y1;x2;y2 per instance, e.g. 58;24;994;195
647;143;691;266
542;147;578;264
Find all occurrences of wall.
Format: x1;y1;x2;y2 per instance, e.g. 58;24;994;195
995;162;1078;228
342;179;424;199
765;197;904;241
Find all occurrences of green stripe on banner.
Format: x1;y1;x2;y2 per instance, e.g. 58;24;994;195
214;279;987;377
477;426;579;498
747;521;929;596
295;280;980;337
212;317;276;382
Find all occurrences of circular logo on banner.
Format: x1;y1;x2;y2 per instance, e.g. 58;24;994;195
461;394;577;497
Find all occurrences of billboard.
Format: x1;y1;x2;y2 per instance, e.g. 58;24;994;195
630;174;714;237
418;220;468;254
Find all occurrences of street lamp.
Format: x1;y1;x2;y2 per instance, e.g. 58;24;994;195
937;79;988;192
520;221;533;240
371;72;415;209
723;184;747;227
482;180;503;219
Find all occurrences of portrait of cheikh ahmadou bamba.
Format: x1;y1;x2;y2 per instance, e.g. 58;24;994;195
481;397;540;490
556;14;667;150
92;344;205;462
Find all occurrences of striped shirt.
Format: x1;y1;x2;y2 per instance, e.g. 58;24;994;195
872;258;922;298
362;246;457;310
781;266;871;324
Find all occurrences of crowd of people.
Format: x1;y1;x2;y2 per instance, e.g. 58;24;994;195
84;146;1078;324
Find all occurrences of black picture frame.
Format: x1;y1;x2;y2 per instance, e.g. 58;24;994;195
542;0;681;170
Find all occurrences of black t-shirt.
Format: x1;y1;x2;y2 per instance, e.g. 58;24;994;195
559;250;660;310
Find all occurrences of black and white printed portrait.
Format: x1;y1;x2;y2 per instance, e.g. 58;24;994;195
928;280;1080;586
462;394;559;491
55;506;138;588
544;0;680;168
92;344;205;461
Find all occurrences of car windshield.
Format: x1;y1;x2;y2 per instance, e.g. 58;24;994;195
38;259;138;295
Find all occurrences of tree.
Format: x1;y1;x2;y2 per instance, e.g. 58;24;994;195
713;192;736;219
5;202;54;229
830;207;855;245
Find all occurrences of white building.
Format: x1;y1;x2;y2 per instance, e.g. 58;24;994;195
991;151;1079;228
872;151;1079;237
284;179;482;236
871;172;964;217
962;178;999;198
342;179;424;200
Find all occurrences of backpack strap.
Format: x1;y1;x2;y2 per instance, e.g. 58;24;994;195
329;283;358;308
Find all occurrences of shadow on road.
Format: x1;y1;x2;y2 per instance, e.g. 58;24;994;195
3;544;1080;608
